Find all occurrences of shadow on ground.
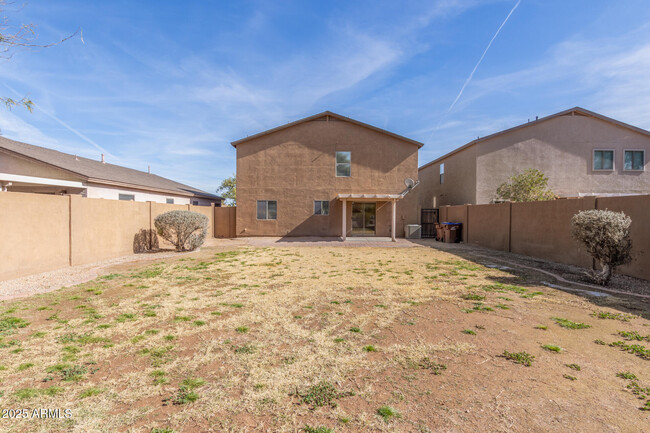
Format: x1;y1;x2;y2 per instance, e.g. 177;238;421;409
411;238;650;320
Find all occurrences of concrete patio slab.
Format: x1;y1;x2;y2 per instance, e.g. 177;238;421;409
243;236;418;248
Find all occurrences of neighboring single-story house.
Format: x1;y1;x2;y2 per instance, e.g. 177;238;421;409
417;107;650;207
232;111;422;240
0;137;222;206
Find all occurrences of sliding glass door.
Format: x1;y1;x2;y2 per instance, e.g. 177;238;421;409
351;202;376;235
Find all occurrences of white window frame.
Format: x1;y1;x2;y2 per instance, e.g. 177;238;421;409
256;200;277;220
623;149;645;172
440;163;445;184
166;198;174;204
593;149;615;171
335;151;351;177
314;200;330;216
119;193;135;201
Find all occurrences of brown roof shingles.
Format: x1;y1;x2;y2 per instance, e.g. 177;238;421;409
0;137;222;200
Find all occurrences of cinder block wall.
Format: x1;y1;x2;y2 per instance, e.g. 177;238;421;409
440;195;650;281
0;192;70;280
0;192;220;281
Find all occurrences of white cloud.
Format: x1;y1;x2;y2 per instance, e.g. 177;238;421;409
0;109;59;147
450;27;650;130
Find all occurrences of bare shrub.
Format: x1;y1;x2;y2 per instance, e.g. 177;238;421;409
154;211;208;252
570;210;632;285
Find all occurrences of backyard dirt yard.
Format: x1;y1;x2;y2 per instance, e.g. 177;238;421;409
1;243;649;433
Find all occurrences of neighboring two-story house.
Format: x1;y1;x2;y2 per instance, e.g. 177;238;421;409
232;111;422;240
0;137;222;206
418;107;650;207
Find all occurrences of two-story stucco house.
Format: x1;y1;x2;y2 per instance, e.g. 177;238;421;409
232;111;422;240
418;107;650;207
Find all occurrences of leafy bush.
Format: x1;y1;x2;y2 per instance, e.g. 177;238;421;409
570;210;632;285
154;211;208;252
496;168;556;202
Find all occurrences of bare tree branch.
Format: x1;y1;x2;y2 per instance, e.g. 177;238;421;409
0;95;33;111
1;1;79;110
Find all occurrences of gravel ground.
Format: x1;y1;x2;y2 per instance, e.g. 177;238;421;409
0;238;246;301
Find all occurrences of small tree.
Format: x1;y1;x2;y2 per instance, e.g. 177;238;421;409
154;211;208;252
496;169;556;202
570;210;632;285
216;174;236;206
1;1;79;111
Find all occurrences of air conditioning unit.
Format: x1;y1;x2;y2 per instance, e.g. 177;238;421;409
406;224;421;239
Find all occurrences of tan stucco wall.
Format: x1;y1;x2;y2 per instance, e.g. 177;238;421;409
418;145;477;208
419;113;650;206
510;198;595;268
70;196;151;266
0;192;70;280
1;192;219;280
236;117;419;237
467;203;511;251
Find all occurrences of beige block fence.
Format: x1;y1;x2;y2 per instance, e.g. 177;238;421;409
439;195;650;281
1;191;647;282
0;192;236;281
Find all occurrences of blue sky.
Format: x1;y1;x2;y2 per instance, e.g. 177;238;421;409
1;0;650;193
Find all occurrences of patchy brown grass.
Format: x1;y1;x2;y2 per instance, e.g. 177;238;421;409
0;244;649;432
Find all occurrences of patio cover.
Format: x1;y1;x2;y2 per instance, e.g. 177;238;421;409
336;193;402;201
336;193;401;241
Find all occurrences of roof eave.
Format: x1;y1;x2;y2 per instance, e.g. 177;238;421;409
418;106;650;171
86;178;220;200
231;111;424;148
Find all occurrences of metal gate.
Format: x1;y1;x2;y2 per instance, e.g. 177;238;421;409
421;209;439;238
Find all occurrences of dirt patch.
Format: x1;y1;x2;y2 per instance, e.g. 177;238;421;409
0;244;648;432
0;238;246;301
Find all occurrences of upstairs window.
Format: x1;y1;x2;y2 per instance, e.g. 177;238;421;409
257;200;277;220
119;194;135;201
314;200;330;215
336;151;351;177
440;163;445;184
624;150;645;171
593;150;614;171
166;198;174;204
192;200;199;206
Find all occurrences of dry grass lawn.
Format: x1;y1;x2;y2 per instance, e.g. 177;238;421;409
1;244;649;432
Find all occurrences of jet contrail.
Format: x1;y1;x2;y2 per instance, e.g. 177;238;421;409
447;0;521;114
3;83;115;159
